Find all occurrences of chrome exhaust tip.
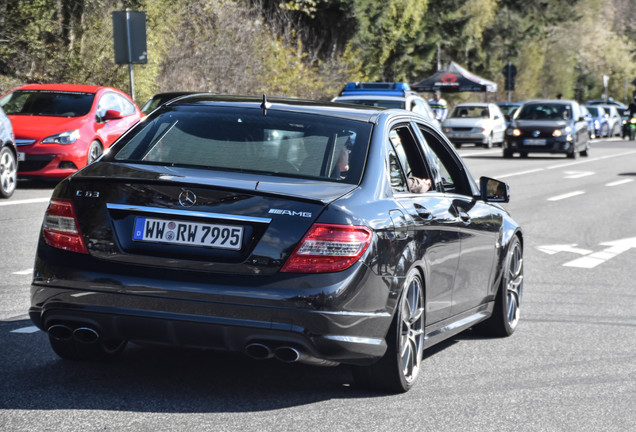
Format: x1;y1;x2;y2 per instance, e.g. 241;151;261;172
47;324;73;341
273;346;301;363
73;327;100;344
245;343;273;360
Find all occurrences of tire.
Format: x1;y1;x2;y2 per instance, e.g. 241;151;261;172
630;127;635;141
352;269;425;393
454;142;462;149
87;140;103;165
483;134;493;149
580;142;589;157
601;124;609;138
503;149;513;158
567;145;577;159
0;146;17;198
476;236;523;337
49;334;127;362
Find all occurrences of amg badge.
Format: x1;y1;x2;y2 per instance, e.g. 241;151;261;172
268;208;312;218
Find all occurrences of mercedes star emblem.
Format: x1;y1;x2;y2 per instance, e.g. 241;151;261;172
178;190;197;207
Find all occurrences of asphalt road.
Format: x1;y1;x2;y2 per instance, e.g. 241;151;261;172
0;138;634;431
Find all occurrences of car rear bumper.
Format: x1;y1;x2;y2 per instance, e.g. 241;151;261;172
29;254;394;365
504;137;575;154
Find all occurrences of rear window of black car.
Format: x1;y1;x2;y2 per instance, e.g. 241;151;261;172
109;105;372;184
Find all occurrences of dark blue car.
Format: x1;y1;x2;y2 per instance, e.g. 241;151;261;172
29;95;523;393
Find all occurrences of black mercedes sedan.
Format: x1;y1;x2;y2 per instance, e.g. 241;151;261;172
503;100;590;158
29;95;523;393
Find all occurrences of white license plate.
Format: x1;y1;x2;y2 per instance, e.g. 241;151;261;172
523;138;546;145
133;217;243;250
17;152;25;161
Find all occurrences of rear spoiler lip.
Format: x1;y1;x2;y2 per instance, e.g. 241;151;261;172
71;162;357;205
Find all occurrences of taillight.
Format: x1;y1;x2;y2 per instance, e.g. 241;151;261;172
281;223;372;273
42;199;88;254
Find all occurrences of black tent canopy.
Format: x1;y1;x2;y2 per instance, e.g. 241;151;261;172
411;61;497;93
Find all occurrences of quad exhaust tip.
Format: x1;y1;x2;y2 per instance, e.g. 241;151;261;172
47;324;100;344
245;342;339;367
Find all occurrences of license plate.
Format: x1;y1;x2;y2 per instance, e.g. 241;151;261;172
133;217;243;250
17;152;25;161
523;138;546;145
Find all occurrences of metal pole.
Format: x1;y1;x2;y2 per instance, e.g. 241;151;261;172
437;45;441;71
507;62;512;103
125;9;135;101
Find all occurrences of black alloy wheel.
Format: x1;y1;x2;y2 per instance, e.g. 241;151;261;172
352;269;425;393
476;235;523;337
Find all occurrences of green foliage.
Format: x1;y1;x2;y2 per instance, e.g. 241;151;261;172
353;0;430;81
1;0;635;103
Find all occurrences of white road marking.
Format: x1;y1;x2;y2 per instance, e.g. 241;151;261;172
459;149;502;157
546;149;636;170
563;170;594;179
563;237;636;269
10;326;40;334
12;268;33;275
537;244;592;255
0;197;50;207
496;168;545;179
606;179;634;187
547;191;585;201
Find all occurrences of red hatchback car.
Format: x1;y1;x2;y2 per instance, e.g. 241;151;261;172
0;83;141;179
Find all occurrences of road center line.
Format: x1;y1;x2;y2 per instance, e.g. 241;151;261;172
10;326;40;334
547;191;585;201
0;197;50;207
496;168;545;179
606;179;634;187
547;149;636;170
12;268;33;275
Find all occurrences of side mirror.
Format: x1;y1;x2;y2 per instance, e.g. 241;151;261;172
494;114;500;120
102;110;123;121
480;176;509;203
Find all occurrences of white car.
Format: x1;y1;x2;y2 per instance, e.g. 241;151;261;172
442;103;507;148
332;82;441;129
600;105;623;137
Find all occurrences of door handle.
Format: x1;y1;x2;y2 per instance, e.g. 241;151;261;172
458;211;471;223
414;204;432;219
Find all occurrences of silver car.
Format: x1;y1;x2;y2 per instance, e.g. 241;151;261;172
0;106;17;198
442;103;507;148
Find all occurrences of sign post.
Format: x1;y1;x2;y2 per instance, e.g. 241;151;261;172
502;62;517;102
112;10;147;101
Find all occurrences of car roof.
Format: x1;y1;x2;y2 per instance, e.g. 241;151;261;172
337;82;419;97
162;94;386;123
11;83;105;93
522;99;576;105
333;94;411;101
453;102;490;107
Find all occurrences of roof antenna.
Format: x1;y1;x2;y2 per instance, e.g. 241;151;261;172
261;94;271;115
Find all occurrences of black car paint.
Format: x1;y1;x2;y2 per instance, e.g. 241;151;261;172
29;97;521;368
